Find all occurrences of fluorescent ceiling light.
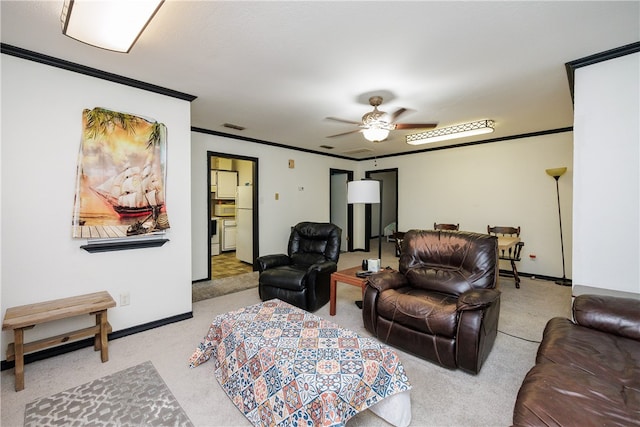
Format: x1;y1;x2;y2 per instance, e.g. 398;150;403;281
406;120;495;145
61;0;164;53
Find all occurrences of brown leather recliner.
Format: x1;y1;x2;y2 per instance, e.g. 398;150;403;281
363;229;500;374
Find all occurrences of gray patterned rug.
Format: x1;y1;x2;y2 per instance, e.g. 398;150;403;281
24;361;193;426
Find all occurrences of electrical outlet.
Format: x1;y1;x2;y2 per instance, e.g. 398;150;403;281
120;292;130;306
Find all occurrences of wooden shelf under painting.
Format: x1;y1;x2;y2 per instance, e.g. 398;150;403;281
80;237;169;253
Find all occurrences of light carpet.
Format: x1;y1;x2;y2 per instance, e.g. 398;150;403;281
23;361;193;427
1;271;573;427
184;275;572;426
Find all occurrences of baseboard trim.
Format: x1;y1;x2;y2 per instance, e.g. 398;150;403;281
499;269;564;283
1;311;193;371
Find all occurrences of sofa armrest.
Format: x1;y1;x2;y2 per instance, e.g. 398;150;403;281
573;294;640;341
366;271;408;292
363;271;406;336
307;260;338;274
254;254;290;272
457;289;501;311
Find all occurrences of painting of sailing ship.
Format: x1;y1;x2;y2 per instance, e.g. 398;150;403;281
72;107;170;239
93;164;164;217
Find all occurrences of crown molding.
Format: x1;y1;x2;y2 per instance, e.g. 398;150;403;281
565;41;640;102
1;43;197;102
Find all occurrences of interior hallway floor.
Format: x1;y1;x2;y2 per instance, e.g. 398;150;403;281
211;251;253;280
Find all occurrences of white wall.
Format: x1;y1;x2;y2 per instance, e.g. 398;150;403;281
359;132;574;279
191;132;356;280
192;130;573;281
573;52;639;294
1;55;193;352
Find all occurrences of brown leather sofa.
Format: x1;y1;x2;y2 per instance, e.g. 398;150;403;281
363;229;500;374
513;294;640;426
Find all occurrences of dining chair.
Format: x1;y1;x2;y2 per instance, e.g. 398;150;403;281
434;223;460;231
392;231;406;257
487;225;524;288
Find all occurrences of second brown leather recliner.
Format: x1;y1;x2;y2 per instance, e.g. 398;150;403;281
363;229;500;374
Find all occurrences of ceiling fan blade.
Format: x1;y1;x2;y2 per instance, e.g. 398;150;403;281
394;123;438;130
326;129;363;138
389;108;410;123
325;117;362;125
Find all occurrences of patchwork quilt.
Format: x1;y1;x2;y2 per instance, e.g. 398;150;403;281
189;299;411;427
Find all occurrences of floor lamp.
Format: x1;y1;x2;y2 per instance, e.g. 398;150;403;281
347;179;382;309
347;179;382;262
546;167;571;286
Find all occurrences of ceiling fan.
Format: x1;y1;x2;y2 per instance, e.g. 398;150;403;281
326;96;437;142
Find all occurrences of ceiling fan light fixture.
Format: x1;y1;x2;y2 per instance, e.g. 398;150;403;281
362;127;390;142
60;0;164;53
406;120;495;145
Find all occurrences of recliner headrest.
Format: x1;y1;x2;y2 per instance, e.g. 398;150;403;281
289;222;342;264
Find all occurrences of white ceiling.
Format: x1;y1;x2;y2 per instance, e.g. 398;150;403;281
2;1;639;159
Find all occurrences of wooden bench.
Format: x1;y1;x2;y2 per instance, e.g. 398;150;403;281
2;291;116;391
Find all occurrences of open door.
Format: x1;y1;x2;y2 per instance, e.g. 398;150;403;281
366;168;398;245
207;152;259;281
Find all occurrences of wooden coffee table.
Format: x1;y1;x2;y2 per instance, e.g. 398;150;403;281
330;266;371;316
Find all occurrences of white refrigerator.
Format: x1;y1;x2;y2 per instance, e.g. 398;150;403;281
235;185;253;264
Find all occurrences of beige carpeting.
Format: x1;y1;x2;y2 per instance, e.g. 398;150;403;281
1;241;573;426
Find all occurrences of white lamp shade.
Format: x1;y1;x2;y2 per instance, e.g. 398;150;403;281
362;127;390;142
347;180;380;204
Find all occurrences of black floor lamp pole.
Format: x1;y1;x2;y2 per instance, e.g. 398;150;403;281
550;171;571;286
377;180;383;262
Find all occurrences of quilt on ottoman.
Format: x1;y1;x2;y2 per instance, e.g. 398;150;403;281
189;299;412;426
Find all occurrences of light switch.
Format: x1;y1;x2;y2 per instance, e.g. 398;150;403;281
275;193;279;200
288;159;295;168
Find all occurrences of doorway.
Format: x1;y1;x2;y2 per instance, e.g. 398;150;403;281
364;169;398;252
330;169;354;252
207;152;259;281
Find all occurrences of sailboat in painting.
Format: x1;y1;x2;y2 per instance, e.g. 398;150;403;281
92;163;164;217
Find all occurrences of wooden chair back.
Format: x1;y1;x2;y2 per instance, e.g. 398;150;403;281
434;223;460;231
487;225;523;261
392;231;406;257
